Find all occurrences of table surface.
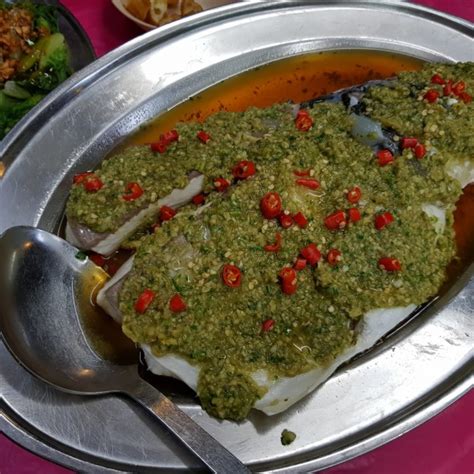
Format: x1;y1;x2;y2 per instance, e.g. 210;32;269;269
1;1;473;473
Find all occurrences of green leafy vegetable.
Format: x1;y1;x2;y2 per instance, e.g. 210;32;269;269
3;81;31;99
17;33;71;91
0;2;71;139
0;92;44;137
30;3;60;34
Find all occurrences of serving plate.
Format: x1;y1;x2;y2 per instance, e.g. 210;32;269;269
111;0;238;30
0;1;473;472
1;0;96;140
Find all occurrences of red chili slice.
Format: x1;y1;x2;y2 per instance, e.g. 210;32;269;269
443;81;452;96
232;160;256;180
104;259;120;277
192;193;206;205
162;129;179;144
431;74;445;85
293;257;307;271
159;206;176;221
294;169;311;177
197;130;211;143
378;257;401;272
89;252;106;267
327;248;342;266
122;182;144;201
300;243;321;266
151;131;178;152
214;177;230;192
83;176;103;192
452;81;465;96
295;178;320;190
295;109;313;131
377;149;394;167
261;319;275;332
279;267;297;295
324;210;347;230
264;232;282;252
134;289;156;314
348;208;361;223
73;171;94;184
221;264;242;288
414;143;426;159
347;186;361;204
260;192;282;219
374;211;394;230
150;140;168;153
278;213;294;229
400;137;418;149
169;294;186;313
459;92;472;103
293;211;308;228
424;89;439;103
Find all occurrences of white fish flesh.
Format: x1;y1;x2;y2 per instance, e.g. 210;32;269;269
66;174;204;256
95;196;451;415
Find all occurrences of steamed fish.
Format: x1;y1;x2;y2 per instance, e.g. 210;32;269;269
66;108;286;255
66;62;473;257
89;61;474;421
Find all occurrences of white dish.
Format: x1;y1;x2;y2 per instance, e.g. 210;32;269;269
111;0;238;30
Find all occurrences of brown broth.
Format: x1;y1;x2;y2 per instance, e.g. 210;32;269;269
78;263;137;365
126;50;423;145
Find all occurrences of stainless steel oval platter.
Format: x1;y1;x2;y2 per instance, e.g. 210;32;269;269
0;1;473;472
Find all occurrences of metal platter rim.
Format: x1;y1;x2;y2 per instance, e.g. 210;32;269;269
1;370;472;473
0;1;473;472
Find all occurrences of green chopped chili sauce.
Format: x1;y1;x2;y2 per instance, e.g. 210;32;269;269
281;429;297;446
71;62;473;421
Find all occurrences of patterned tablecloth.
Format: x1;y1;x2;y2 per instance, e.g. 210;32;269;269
1;1;473;473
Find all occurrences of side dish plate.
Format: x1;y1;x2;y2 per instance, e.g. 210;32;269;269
2;0;96;140
0;1;472;472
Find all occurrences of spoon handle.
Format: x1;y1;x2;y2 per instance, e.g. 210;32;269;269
125;378;251;473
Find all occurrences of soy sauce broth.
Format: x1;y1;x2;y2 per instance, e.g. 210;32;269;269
128;50;423;144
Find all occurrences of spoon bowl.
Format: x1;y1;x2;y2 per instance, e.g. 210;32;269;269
0;226;250;473
0;226;133;393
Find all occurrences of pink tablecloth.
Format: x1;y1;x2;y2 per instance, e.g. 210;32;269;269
1;1;473;473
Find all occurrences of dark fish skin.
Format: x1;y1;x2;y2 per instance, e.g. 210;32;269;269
300;79;394;109
299;79;400;155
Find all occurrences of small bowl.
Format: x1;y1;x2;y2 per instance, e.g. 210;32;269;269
111;0;238;31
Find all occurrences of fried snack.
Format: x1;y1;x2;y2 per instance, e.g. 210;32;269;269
124;0;150;21
181;0;202;17
158;11;181;25
149;0;168;24
124;0;203;26
156;0;202;25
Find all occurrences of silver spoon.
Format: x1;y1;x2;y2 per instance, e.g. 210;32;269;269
0;226;250;473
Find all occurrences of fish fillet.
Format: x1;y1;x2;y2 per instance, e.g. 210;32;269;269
66;174;204;255
90;62;473;419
